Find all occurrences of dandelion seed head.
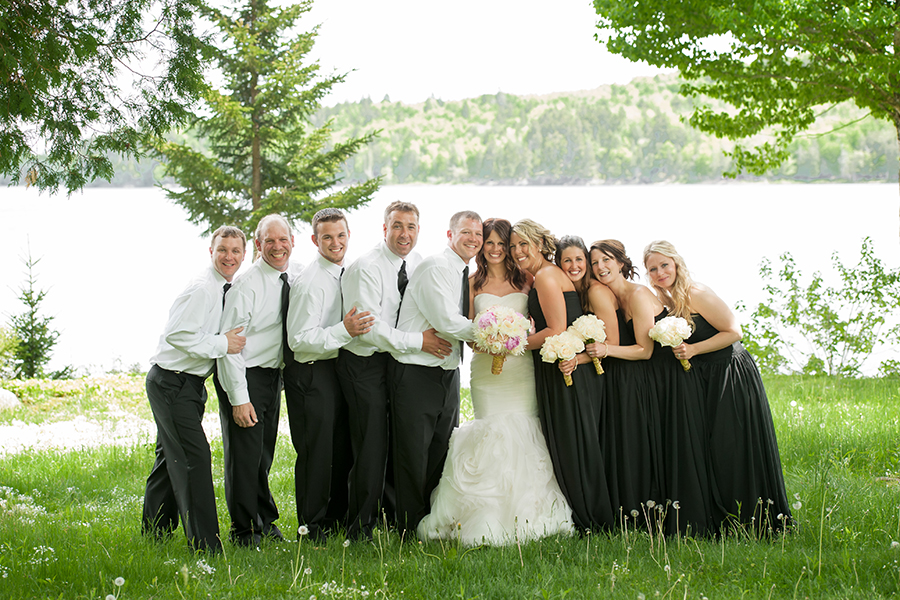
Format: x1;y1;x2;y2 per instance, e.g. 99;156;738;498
792;501;802;510
672;501;681;510
115;577;124;587
106;595;116;600
343;539;350;548
790;400;797;407
646;500;656;509
304;567;312;575
298;525;309;536
631;510;639;518
892;541;899;549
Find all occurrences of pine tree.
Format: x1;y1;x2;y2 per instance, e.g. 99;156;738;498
9;253;59;379
154;0;380;238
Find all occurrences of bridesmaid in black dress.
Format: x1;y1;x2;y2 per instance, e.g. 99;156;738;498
554;236;622;518
510;220;614;533
643;240;792;534
586;239;667;531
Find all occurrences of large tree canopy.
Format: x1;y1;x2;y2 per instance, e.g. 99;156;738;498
1;0;207;192
592;0;900;185
153;0;380;237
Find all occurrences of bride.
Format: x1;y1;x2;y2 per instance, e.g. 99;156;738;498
417;218;574;545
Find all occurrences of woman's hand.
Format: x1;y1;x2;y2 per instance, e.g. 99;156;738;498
585;341;608;359
673;342;696;361
558;357;577;376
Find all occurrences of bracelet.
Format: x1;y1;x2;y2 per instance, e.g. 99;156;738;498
600;343;608;359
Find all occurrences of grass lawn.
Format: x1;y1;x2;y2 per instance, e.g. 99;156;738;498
0;374;898;599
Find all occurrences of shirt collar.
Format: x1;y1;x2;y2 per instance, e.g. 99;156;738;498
380;241;405;269
316;252;344;279
443;246;468;273
257;257;288;280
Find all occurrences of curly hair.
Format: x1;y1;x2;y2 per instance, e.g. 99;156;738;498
555;235;594;314
589;239;637;281
473;218;528;293
512;219;557;261
643;240;695;329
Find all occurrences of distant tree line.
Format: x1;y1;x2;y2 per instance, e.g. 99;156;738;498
318;74;898;185
6;74;895;188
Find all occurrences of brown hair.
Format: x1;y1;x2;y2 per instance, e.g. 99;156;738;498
211;225;247;249
473;218;528;293
311;208;348;234
590;239;637;281
383;201;420;223
555;235;594;314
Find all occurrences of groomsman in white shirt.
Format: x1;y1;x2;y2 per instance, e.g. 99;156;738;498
390;210;483;534
338;201;453;540
142;225;247;552
217;214;296;546
284;208;374;542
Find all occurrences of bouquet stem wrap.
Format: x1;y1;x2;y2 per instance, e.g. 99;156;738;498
567;315;606;376
562;370;573;387
491;354;506;375
678;358;691;372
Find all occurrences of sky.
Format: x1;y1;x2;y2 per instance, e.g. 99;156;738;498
301;0;663;105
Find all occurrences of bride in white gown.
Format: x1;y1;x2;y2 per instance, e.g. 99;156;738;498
417;218;573;545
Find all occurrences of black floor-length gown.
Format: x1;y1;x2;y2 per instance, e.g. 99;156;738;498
689;315;792;533
529;289;614;533
648;309;716;537
602;309;665;528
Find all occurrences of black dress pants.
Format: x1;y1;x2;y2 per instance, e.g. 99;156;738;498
389;361;459;535
216;366;281;544
142;365;221;552
283;358;351;541
336;349;392;539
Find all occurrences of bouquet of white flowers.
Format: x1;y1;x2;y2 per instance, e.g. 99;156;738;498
473;305;531;375
648;316;694;371
540;331;585;386
567;314;607;375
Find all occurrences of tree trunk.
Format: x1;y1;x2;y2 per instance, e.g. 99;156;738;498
250;0;262;260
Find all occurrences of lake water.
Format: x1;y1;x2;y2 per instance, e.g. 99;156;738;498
1;183;898;378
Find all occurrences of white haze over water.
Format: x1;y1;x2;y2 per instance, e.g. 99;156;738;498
1;184;898;379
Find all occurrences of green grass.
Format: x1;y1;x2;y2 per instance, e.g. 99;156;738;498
1;374;899;599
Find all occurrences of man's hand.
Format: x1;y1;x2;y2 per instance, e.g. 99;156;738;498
225;326;246;354
344;307;374;337
421;328;453;358
232;402;258;428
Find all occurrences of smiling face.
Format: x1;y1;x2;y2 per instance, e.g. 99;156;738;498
590;248;622;285
210;234;246;282
481;229;507;266
383;209;419;258
447;217;483;263
645;252;677;290
313;219;350;265
256;221;294;272
559;245;588;284
509;232;539;273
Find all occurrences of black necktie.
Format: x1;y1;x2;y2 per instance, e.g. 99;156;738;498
340;267;345;314
222;282;232;308
395;260;408;326
280;272;294;368
459;265;469;358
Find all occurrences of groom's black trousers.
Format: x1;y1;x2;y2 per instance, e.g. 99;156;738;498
389;360;460;534
142;365;221;552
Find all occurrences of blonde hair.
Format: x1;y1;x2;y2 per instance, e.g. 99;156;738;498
512;219;557;261
643;240;694;329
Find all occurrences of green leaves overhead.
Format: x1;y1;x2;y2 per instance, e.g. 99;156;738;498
0;0;207;192
592;0;900;177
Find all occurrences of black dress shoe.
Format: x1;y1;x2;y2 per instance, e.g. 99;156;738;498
262;523;284;541
230;532;261;548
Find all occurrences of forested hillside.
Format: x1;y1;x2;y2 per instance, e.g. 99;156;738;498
317;73;898;185
17;73;894;188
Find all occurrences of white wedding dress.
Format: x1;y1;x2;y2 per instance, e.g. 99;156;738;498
417;292;574;545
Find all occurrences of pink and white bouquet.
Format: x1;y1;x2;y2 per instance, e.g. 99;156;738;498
540;331;585;387
473;305;531;375
567;314;607;375
648;316;694;371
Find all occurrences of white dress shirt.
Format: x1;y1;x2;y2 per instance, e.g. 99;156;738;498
287;253;351;363
392;246;476;369
151;265;229;377
218;258;292;407
341;241;424;358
